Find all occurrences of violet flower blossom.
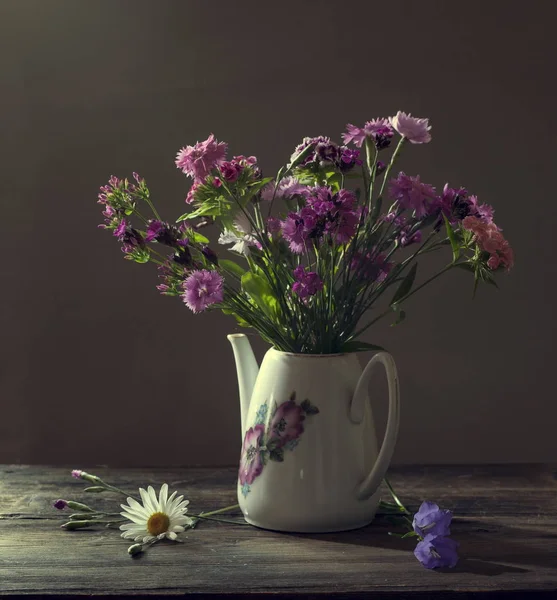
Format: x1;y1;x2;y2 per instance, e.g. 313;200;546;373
389;172;437;218
182;269;224;313
292;266;323;299
342;118;394;149
413;501;453;538
414;535;459;569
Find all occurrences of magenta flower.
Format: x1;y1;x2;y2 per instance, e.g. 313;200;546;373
269;399;306;447
389;172;437;218
467;195;495;223
145;220;164;242
238;424;265;485
266;216;282;235
175;134;228;180
53;499;68;510
351;251;393;283
292;266;323;299
182;270;224;313
219;160;243;182
413;501;453;538
113;219;127;240
389;111;432;144
414;535;459;569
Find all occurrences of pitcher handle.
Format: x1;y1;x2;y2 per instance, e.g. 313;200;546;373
351;351;400;501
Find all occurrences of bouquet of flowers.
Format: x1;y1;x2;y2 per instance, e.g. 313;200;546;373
97;111;513;354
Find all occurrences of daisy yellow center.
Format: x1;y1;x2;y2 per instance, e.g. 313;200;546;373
147;512;170;536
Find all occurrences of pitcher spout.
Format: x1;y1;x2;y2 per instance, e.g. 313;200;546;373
227;334;259;437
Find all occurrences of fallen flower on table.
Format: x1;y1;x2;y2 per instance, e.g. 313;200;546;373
53;469;245;556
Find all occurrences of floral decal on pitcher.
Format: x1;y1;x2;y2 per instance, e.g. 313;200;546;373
238;392;319;497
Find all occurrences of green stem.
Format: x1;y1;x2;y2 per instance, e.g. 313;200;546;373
198;504;240;517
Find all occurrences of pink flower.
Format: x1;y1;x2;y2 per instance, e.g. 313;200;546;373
182;270;224;313
175;134;228;180
389;111;432;144
185;181;202;204
292;266;323;299
238;425;265;485
462;216;514;271
269;399;305;448
389;172;437;217
342;123;367;147
71;469;84;479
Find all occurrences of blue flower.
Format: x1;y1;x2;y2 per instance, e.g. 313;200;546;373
414;534;459;569
254;403;268;425
413;501;452;537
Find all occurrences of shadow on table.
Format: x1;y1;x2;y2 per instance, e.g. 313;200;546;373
284;517;555;576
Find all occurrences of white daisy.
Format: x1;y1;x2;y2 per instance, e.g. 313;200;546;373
119;483;192;543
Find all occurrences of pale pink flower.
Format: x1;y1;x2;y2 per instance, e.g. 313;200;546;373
462;216;514;271
389;111;432;144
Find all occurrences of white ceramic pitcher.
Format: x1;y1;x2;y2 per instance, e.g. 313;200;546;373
228;333;400;533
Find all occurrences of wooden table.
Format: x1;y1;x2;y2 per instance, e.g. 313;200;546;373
0;464;556;598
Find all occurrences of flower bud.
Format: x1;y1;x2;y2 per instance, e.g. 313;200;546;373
53;499;68;510
61;520;94;530
67;501;95;512
128;543;144;556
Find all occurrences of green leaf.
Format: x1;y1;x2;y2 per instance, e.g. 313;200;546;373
83;486;106;493
269;447;284;462
443;214;460;262
401;531;419;539
241;272;280;321
188;231;209;244
391;309;406;327
220;259;246;279
453;262;475;274
341;341;386;353
389;263;418;306
221;307;251;328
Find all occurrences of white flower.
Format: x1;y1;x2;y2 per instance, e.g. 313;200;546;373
119;484;192;543
218;213;260;256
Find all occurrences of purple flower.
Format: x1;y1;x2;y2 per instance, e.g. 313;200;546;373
467;194;495;223
327;208;360;243
414;535;459;569
413;501;453;538
389;111;432;144
266;216;282;235
269;399;305;447
342;119;394;149
219;160;243;182
175;134;228;180
292;266;323;299
113;219;127;240
182;269;224;313
145;220;164;242
238;424;265;485
340;147;362;169
261;177;309;202
389;172;437;218
281;208;317;254
71;469;84;479
351;251;393;283
376;161;386;174
53;499;68;510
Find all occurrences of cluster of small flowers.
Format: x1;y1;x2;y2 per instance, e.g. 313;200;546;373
175;134;261;204
462;216;514;271
292;266;323;300
291;136;361;173
280;187;360;254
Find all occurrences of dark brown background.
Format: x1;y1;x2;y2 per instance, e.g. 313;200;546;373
1;0;555;467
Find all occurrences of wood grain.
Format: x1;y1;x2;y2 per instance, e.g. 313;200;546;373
0;464;556;598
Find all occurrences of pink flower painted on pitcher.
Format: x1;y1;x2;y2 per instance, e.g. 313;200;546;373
269;399;306;448
238;424;265;486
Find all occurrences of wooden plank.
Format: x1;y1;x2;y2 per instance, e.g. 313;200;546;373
0;465;556;598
